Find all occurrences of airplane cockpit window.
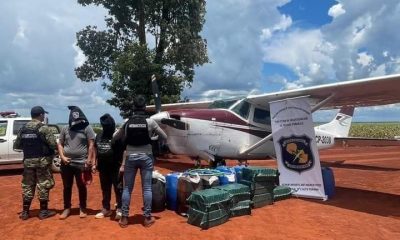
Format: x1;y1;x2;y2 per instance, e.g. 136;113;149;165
253;108;271;125
209;99;239;109
232;100;250;119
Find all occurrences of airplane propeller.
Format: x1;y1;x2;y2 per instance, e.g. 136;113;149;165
151;74;162;113
150;74;189;130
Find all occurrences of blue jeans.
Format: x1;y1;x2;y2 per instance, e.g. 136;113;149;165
121;153;154;217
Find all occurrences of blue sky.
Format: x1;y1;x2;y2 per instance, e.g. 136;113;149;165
1;0;400;123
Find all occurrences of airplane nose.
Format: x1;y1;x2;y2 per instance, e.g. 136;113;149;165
150;111;170;123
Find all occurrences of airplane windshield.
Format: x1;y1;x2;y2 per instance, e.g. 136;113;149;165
231;100;250;119
208;99;239;109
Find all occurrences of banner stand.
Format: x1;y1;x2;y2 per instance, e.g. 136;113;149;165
270;96;327;200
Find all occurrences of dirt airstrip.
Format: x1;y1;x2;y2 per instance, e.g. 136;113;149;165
0;142;399;240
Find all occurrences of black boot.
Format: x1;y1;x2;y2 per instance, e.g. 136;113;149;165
19;200;31;220
38;201;56;220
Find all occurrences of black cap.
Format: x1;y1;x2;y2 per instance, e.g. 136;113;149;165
31;106;48;117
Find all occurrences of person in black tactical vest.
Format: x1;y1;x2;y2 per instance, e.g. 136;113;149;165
13;106;57;220
94;113;123;220
116;95;167;228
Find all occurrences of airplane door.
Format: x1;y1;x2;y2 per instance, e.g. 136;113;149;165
0;121;9;160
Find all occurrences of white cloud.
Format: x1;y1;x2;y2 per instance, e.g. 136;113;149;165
73;43;86;67
370;64;386;77
356;52;374;67
90;92;107;106
262;29;336;86
200;89;250;100
12;19;28;46
185;0;290;98
350;15;372;46
328;3;346;18
261;14;292;40
383;51;389;57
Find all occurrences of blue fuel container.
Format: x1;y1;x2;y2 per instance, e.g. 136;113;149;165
216;166;236;185
218;172;236;185
321;167;335;199
166;172;181;211
233;165;246;182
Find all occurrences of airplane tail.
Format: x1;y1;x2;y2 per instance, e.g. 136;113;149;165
315;107;355;137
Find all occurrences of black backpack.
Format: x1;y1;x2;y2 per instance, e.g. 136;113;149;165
152;178;166;212
124;115;152;146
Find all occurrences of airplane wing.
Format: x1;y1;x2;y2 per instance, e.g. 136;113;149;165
246;74;400;109
147;74;400;111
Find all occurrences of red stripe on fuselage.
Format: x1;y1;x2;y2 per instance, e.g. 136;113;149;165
169;109;248;125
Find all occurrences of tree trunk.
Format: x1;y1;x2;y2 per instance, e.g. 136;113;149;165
138;0;146;45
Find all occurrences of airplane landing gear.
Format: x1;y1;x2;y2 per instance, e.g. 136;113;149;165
238;159;248;166
192;157;202;168
210;156;226;168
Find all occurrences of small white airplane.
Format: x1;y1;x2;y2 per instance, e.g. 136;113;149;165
148;74;400;166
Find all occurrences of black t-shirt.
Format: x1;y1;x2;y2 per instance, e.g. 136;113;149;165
95;132;123;169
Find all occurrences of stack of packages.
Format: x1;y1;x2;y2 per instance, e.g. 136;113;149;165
187;188;231;229
239;167;279;208
273;186;292;201
177;174;204;215
177;170;220;215
214;183;252;217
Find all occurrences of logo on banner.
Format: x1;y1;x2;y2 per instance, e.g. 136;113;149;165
278;135;314;173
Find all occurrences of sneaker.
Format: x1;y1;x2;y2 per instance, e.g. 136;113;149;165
79;208;88;218
95;209;112;219
115;208;122;220
119;216;129;228
19;210;29;220
38;210;56;220
143;216;155;228
59;208;71;220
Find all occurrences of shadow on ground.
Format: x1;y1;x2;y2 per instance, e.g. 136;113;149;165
305;186;400;219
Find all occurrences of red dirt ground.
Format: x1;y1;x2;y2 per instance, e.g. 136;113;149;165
1;143;399;240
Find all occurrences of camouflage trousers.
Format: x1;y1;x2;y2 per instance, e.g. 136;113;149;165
22;158;55;202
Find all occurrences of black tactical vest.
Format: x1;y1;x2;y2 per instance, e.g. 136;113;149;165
20;124;52;158
124;115;152;146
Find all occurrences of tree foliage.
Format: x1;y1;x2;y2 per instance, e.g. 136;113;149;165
76;0;208;115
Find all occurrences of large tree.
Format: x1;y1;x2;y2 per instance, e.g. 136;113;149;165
75;0;208;115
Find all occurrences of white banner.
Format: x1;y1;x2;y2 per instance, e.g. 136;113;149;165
270;96;326;200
